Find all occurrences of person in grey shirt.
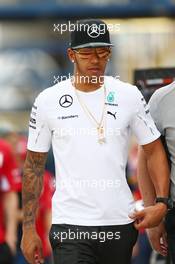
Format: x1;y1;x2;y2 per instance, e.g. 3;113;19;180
137;82;175;262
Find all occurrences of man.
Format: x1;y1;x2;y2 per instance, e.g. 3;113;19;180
0;137;19;264
21;19;170;264
137;82;175;262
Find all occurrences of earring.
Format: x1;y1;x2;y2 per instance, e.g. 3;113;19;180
72;60;74;63
107;58;110;62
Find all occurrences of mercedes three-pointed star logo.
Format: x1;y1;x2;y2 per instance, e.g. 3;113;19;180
59;94;73;108
87;24;101;38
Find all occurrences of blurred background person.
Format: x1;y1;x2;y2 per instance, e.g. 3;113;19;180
0;125;55;264
0;133;19;264
5;132;55;264
137;82;175;264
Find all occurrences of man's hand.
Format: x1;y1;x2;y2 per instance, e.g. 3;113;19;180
129;203;167;229
147;222;168;256
21;227;44;264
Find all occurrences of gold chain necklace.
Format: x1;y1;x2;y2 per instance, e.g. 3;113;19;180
73;83;107;144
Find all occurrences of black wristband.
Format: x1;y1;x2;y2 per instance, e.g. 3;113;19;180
155;197;174;210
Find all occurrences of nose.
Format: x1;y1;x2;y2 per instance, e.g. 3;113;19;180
91;51;99;63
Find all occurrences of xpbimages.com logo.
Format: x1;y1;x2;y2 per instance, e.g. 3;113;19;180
53;21;120;35
53;74;120;85
53;229;121;243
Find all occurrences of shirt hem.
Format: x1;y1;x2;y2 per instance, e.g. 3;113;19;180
52;218;134;226
139;133;160;146
27;146;50;153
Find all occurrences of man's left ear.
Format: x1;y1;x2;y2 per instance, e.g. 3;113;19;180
67;48;75;64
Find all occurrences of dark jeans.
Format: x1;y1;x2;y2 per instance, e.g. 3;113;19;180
132;232;152;264
165;208;175;264
49;223;138;264
0;242;14;264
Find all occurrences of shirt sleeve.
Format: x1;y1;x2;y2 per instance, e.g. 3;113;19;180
149;91;163;135
27;93;52;152
130;87;161;145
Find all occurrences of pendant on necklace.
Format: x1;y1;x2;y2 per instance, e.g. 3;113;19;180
97;126;106;144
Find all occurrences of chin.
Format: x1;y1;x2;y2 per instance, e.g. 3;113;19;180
90;74;104;82
89;72;104;78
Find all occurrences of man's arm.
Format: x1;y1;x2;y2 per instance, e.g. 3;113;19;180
136;142;169;256
137;146;156;206
4;191;18;254
22;150;47;228
21;150;47;264
130;138;170;229
142;138;169;200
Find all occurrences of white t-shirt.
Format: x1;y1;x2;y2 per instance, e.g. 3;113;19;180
27;76;160;226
